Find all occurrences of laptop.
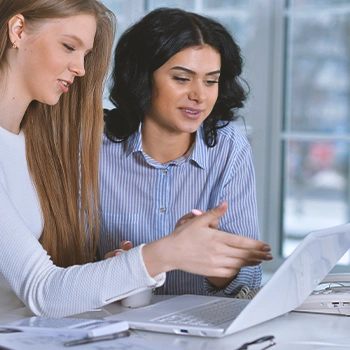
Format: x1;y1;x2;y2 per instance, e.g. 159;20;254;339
294;273;350;316
105;223;350;337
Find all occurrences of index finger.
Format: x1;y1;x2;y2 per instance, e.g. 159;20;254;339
226;234;271;251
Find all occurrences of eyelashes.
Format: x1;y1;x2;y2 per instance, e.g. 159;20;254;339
173;76;189;83
172;76;219;86
63;43;75;52
205;80;219;86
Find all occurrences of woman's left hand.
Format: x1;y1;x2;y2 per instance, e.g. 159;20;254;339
104;240;133;259
175;209;219;229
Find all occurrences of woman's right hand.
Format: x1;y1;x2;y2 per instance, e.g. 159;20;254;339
142;201;272;278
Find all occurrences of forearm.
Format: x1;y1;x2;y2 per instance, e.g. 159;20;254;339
1;194;165;317
204;142;262;292
17;245;165;317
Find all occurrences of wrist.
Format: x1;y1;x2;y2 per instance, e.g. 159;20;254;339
206;271;239;290
142;237;174;277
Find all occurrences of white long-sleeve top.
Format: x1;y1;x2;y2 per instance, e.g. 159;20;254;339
0;125;165;317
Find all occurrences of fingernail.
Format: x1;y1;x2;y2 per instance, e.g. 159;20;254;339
218;202;225;210
265;254;273;260
124;241;132;245
115;250;123;256
262;245;271;252
191;209;202;216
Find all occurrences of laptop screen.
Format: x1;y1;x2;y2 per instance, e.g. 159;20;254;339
227;223;350;334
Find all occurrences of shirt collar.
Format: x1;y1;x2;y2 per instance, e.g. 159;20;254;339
189;126;207;169
125;124;143;157
125;123;208;169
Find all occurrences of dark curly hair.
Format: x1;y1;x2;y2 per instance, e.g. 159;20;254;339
104;7;249;147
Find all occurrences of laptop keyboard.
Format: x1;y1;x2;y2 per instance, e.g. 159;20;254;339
152;298;249;326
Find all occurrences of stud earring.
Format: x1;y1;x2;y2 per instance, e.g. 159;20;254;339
12;41;17;49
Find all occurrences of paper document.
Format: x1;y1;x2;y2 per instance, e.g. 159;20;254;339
0;331;176;350
2;316;128;337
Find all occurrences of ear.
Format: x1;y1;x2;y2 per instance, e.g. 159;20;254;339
7;14;25;48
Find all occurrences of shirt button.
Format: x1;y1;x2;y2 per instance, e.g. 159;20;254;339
160;207;167;213
162;168;167;174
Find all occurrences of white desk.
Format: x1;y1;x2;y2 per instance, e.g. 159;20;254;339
0;297;349;350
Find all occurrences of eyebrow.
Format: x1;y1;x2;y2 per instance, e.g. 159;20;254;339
170;66;221;76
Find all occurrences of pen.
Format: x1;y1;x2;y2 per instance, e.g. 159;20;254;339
64;330;130;347
0;328;21;333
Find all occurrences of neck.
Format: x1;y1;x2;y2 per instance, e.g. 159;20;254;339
0;70;30;134
141;122;195;164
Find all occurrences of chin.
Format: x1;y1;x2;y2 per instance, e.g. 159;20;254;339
182;124;202;134
186;128;200;134
39;95;63;106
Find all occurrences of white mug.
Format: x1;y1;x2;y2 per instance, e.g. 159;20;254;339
121;289;153;308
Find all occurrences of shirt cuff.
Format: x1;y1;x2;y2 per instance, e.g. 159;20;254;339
204;265;262;297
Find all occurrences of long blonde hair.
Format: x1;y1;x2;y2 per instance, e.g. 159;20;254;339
0;0;116;267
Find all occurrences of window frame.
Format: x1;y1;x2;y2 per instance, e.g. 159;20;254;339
262;0;350;273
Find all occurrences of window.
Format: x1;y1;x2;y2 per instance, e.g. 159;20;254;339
101;0;350;273
267;0;350;272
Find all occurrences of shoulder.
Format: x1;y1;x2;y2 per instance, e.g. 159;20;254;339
0;163;5;190
100;133;123;166
100;132;125;151
215;121;251;150
0;130;27;187
210;122;254;169
195;122;253;170
101;132;116;145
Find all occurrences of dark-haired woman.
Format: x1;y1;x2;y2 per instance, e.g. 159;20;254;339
99;7;272;298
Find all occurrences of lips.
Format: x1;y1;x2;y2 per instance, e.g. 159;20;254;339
179;107;203;120
58;79;71;93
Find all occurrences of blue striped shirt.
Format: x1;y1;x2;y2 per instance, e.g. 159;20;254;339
98;122;262;297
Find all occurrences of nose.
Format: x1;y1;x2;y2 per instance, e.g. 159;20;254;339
69;54;86;77
188;81;206;103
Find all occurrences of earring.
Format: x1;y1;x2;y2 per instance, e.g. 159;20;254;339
12;41;17;49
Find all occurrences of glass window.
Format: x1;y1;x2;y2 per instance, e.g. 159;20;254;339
281;0;350;266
